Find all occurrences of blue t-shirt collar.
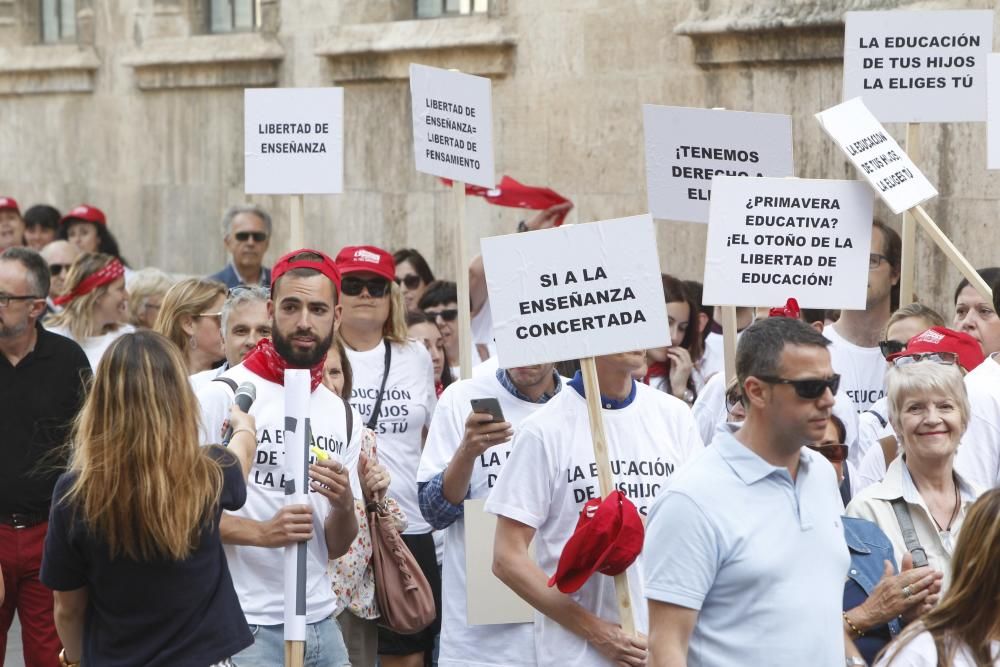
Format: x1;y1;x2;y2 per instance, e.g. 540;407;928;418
567;370;636;409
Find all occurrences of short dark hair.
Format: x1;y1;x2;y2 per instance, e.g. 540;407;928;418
736;317;830;387
0;246;50;297
393;248;435;285
955;267;1000;304
418;280;457;310
801;308;826;325
873;220;901;310
23;204;61;231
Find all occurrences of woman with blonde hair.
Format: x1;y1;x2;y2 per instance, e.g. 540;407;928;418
334;245;439;667
45;252;133;369
127;267;176;329
875;488;1000;666
40;330;258;667
153;277;227;374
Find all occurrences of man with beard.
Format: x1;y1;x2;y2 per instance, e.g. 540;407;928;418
0;247;90;665
197;249;360;666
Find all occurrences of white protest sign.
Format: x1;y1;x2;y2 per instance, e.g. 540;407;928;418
843;10;993;123
481;215;668;368
988;54;1000;169
816;97;937;215
244;87;344;195
410;63;495;189
642;105;794;223
703;177;874;310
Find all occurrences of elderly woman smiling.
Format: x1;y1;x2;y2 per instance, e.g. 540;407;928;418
847;361;981;592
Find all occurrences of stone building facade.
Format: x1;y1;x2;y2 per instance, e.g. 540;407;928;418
0;0;994;313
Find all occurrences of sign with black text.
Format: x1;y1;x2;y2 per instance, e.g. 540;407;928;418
643;105;794;223
816;97;937;214
843;10;993;123
244;87;344;194
481;215;668;367
410;63;495;189
704;177;874;309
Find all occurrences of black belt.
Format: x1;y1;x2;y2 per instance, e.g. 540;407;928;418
0;512;48;529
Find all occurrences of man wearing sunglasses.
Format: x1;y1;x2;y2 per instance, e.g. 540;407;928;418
39;239;79;313
645;317;852;667
208;204;272;289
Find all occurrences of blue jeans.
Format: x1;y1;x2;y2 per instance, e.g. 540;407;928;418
233;617;350;667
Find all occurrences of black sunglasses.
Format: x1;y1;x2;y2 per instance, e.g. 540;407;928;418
341;276;390;298
234;231;268;243
807;443;849;464
878;339;907;359
725;388;744;413
49;263;70;277
395;274;423;290
426;308;459;323
756;374;841;399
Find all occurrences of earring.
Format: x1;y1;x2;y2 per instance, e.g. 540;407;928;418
190;335;198;351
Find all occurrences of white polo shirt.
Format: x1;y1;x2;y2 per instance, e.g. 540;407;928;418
644;424;850;667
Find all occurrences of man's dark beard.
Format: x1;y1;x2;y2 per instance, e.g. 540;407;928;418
272;326;334;367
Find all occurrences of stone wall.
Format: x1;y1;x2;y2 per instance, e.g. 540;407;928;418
0;0;996;315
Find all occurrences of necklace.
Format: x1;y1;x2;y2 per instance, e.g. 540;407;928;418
915;474;961;532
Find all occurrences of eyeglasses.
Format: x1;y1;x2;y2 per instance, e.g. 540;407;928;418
196;311;222;322
879;339;907;359
755;374;841;399
49;264;70;277
869;253;891;270
233;231;268;243
806;443;849;464
0;294;43;307
892;351;959;368
725;388;744;413
341;276;390;298
395;274;423;290
425;308;459;323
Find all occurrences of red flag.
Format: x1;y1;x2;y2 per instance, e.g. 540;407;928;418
440;175;573;226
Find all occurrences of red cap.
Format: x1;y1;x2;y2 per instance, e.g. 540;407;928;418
548;491;645;594
61;204;106;227
768;298;801;320
888;326;985;373
334;245;395;282
271;249;341;294
0;197;20;215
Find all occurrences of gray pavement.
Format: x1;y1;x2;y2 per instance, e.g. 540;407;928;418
3;615;25;667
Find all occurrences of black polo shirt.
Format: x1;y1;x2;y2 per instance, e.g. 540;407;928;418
0;323;91;515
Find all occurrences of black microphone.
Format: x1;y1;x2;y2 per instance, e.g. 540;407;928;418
222;382;257;445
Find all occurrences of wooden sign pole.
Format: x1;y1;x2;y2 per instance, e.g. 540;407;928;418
290;195;305;250
454;180;473;379
721;305;738;386
910;205;993;299
578;356;636;636
285;641;304;667
898;124;919;307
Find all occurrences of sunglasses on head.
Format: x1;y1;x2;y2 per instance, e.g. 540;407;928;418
49;263;70;277
892;351;958;368
234;231;268;243
341;276;390;298
879;339;907;359
395;274;422;290
426;308;459;323
807;443;849;464
756;373;841;399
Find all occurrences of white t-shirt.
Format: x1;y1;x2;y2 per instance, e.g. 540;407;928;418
189;364;226;394
693;331;724;391
418;372;559;667
485;382;703;667
472;355;500;378
825;325;887;412
874;631;1000;666
857;438;891;491
197;364;362;625
346;339;437;534
954;355;1000;490
47;323;135;370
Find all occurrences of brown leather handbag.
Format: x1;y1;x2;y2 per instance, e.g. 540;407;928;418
368;501;436;634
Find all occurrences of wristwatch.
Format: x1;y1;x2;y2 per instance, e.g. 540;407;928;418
59;648;80;667
846;657;866;666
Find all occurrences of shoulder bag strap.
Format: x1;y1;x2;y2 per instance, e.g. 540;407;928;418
365;340;392;431
890;497;929;568
343;397;354;443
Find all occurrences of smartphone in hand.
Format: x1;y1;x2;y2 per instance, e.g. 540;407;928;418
470;397;505;423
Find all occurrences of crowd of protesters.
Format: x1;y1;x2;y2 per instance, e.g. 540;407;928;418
2;194;1000;666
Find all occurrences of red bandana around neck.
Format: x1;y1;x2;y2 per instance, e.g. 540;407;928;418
642;361;669;385
242;338;326;392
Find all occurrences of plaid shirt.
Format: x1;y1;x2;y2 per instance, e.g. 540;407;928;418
418;369;562;529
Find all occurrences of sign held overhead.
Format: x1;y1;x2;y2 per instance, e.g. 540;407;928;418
410;63;495;189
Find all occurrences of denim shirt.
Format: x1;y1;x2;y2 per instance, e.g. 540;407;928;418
843;515;902;663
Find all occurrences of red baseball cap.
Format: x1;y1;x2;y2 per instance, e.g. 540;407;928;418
768;297;801;319
0;197;20;215
548;491;645;594
888;326;985;373
271;248;341;293
334;245;395;282
61;204;107;227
